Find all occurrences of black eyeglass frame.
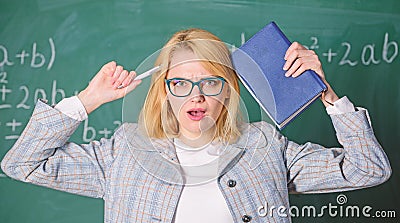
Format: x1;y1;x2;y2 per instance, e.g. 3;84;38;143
164;77;226;97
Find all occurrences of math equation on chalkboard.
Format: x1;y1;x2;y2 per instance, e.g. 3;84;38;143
303;32;398;66
0;38;56;70
0;38;123;149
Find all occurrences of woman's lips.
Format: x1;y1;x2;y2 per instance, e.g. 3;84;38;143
187;108;206;121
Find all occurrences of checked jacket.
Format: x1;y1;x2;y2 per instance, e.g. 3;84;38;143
1;100;391;222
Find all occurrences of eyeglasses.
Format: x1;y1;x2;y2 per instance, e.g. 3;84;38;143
165;77;226;97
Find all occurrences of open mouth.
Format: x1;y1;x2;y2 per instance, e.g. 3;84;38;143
187;108;206;121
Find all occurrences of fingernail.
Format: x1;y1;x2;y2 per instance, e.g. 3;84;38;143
284;72;290;77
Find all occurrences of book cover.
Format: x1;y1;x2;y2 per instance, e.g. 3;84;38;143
231;21;327;129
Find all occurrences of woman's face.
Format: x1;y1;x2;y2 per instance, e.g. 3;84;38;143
165;50;229;139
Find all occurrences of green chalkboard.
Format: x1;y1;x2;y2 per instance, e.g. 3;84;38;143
1;0;399;222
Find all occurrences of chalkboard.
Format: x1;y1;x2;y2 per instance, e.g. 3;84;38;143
1;0;399;222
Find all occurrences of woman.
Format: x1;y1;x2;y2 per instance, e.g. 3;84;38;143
1;28;391;222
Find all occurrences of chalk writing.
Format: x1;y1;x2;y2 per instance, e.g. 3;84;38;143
16;86;30;109
0;71;8;83
0;38;56;70
317;32;398;66
0;84;12;109
5;119;22;140
82;119;123;143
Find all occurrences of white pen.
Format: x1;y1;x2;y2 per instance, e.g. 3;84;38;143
117;66;161;89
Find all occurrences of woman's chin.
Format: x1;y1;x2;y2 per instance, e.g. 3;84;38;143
177;115;217;140
180;125;216;140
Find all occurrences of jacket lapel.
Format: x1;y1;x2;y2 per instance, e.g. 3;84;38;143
217;122;269;175
123;122;270;181
123;123;184;184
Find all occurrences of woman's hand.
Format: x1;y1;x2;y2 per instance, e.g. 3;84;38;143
283;42;339;107
78;61;142;114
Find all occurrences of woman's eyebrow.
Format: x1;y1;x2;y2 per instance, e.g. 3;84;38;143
167;73;216;79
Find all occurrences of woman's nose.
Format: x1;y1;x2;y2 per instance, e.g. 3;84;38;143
190;85;205;102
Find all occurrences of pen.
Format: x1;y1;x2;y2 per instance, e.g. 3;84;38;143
117;65;161;89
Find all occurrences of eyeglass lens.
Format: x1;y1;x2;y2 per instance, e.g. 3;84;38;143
168;78;224;96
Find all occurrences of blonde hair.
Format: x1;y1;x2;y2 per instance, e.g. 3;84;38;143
139;28;241;143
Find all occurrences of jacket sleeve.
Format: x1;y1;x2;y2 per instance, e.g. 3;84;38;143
1;100;119;198
284;109;392;193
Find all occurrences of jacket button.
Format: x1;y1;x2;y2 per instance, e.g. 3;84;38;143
242;214;252;222
227;179;236;187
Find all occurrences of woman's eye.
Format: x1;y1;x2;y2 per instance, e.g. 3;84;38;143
204;80;217;86
173;80;186;87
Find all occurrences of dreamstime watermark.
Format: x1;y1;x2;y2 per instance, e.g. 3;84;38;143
257;194;396;219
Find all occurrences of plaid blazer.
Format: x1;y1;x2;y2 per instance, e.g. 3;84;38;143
1;100;391;223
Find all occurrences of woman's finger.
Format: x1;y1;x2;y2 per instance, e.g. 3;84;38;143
284;42;299;60
284;42;307;60
113;70;129;89
101;61;116;77
283;49;315;71
123;71;137;87
112;65;124;83
285;58;303;77
116;79;142;98
126;79;142;93
291;62;313;78
285;54;324;78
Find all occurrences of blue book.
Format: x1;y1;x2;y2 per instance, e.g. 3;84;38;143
232;22;327;129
